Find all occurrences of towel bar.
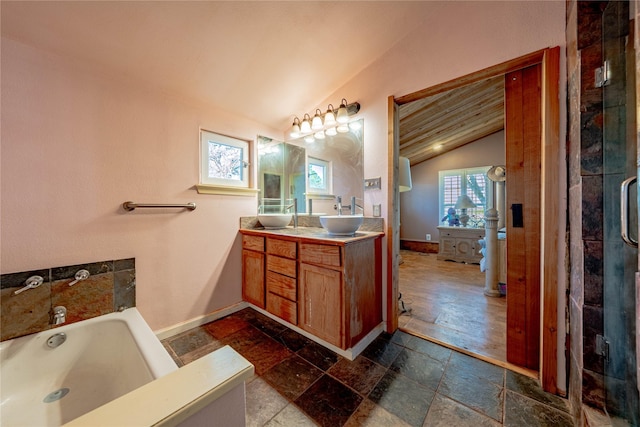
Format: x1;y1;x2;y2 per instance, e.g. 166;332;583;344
123;201;196;211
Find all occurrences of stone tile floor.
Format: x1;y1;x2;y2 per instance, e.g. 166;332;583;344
162;307;575;427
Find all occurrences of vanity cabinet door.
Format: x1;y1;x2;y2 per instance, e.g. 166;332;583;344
242;250;265;308
299;263;342;348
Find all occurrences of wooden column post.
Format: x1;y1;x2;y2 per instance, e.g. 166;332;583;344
484;208;501;297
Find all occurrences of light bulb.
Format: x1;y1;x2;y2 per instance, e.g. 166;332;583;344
300;114;311;133
337;124;350;133
325;127;337;136
311;109;323;130
324;105;336;126
314;130;325;139
289;118;301;138
349;121;362;130
336;99;349;124
304;134;315;143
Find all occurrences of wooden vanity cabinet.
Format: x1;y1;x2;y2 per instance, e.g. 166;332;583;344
240;229;382;351
299;251;343;347
242;235;265;308
265;238;298;324
299;238;380;349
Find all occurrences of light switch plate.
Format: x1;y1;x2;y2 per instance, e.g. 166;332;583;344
364;177;381;190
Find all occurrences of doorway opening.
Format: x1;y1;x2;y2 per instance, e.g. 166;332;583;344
386;47;561;393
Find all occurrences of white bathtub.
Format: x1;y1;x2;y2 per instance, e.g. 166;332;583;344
0;308;178;426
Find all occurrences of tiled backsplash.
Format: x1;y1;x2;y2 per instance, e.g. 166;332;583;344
0;258;135;341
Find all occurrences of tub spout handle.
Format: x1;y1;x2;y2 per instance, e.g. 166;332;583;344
69;269;90;286
13;275;44;295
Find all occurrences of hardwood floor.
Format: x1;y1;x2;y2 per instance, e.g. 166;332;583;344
398;249;508;364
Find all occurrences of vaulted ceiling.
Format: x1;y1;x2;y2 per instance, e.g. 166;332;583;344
1;1;432;132
399;76;505;166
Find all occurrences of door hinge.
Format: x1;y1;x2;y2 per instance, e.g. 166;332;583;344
595;61;611;88
596;334;610;361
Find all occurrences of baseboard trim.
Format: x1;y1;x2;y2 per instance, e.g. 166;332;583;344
154;301;385;361
248;303;384;361
154;301;249;340
400;239;439;254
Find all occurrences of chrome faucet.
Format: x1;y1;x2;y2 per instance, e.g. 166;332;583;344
52;306;67;325
285;198;298;228
350;196;364;215
336;196;343;216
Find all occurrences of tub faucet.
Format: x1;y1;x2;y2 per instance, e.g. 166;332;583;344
52;306;67;325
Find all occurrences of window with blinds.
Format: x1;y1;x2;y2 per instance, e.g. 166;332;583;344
439;167;491;226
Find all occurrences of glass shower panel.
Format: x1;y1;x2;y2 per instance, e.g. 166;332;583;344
602;1;639;423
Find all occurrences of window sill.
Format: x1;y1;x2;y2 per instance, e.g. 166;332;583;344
196;184;259;196
306;194;336;200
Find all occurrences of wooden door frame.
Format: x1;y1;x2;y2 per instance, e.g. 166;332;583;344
386;47;560;393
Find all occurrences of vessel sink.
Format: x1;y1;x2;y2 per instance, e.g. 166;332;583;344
319;215;364;235
258;214;292;228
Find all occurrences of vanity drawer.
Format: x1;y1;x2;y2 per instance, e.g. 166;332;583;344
267;255;297;278
267;292;297;325
243;235;264;252
267;271;296;301
267;238;297;259
300;243;342;267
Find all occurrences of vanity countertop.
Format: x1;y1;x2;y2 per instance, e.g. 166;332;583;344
239;226;383;244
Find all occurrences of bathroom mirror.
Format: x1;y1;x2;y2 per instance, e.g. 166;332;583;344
257;136;306;213
257;119;364;214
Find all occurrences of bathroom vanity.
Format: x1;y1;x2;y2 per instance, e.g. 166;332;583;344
240;227;383;353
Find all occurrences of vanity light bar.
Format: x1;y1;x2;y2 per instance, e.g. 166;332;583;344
290;99;360;139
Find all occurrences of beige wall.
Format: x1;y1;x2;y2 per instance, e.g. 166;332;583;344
400;132;506;242
1;38;281;330
1;0;567;381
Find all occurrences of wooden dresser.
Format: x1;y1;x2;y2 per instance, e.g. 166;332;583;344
437;226;485;264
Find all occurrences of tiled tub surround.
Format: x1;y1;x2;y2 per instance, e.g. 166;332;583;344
0;258;136;341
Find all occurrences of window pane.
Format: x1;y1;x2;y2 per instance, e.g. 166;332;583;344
308;156;331;194
308;164;326;190
200;130;249;188
466;172;486;217
208;141;243;180
443;175;461;204
439;166;490;227
442;174;461;217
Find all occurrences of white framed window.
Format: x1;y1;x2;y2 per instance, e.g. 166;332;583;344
439;166;491;226
200;130;249;188
308;156;331;194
